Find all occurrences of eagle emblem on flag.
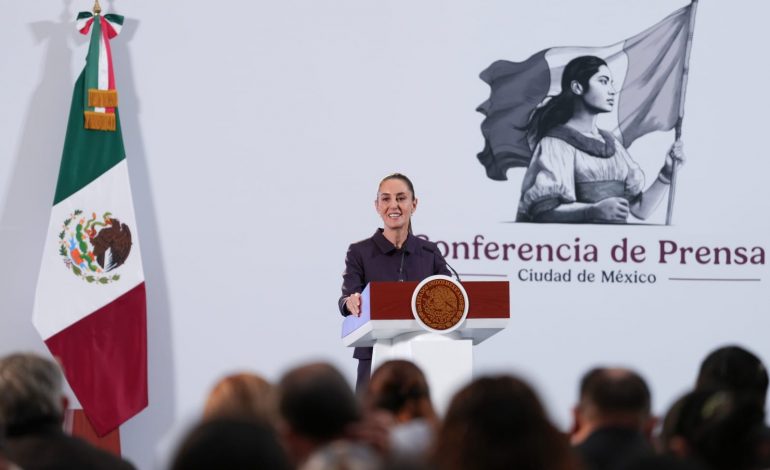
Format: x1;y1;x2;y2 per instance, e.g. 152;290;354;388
58;209;132;284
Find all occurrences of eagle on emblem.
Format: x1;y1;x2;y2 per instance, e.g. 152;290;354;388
90;217;132;272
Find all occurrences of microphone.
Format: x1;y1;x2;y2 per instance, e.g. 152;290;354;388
445;261;462;283
398;248;406;282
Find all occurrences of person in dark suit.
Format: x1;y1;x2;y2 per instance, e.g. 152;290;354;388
0;353;135;470
571;367;656;470
338;173;450;392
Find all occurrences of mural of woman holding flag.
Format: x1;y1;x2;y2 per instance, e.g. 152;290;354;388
516;55;684;223
477;1;698;224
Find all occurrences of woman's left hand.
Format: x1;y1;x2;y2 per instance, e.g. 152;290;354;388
662;140;685;176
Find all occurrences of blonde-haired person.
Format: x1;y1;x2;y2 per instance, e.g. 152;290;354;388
156;372;278;469
203;372;278;426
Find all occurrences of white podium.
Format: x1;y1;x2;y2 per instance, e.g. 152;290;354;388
341;280;509;414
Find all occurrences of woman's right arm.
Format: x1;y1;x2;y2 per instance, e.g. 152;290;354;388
338;244;365;317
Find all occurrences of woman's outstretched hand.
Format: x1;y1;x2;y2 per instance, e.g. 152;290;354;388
345;293;362;317
589;197;629;222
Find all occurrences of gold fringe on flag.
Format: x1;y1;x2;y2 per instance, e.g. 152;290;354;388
88;89;118;108
84;111;116;131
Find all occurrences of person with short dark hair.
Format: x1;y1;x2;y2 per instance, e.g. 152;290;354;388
432;375;578;470
171;418;290;470
571;367;655;470
0;353;135;470
278;362;379;469
279;363;359;444
696;345;769;407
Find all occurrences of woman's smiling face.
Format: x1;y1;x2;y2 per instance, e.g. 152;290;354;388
581;65;616;113
375;178;417;232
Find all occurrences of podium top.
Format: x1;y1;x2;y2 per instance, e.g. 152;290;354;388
342;281;509;347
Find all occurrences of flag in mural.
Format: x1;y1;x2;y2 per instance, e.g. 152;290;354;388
477;4;694;180
33;10;147;436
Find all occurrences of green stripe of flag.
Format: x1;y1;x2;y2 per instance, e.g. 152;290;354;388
53;70;125;205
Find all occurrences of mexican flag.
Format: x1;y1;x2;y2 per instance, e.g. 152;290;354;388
33;11;147;436
477;3;696;180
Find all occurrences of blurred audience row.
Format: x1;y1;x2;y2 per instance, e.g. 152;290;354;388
0;345;767;470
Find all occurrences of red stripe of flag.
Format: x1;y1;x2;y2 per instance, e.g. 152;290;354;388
45;282;148;436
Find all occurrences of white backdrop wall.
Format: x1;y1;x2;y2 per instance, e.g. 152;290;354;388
1;1;769;469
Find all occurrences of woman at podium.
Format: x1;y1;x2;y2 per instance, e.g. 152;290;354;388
338;173;450;392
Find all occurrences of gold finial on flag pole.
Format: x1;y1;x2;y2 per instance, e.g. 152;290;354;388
93;0;102;15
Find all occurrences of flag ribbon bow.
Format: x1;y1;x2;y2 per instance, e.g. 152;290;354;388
75;12;124;131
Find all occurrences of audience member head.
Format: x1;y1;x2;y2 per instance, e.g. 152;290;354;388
203;372;277;425
433;375;576;470
661;389;766;470
171;417;290;470
0;353;67;435
279;362;360;463
572;367;654;444
696;345;768;407
364;360;437;426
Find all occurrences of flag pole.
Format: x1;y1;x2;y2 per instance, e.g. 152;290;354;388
665;0;699;225
93;0;102;15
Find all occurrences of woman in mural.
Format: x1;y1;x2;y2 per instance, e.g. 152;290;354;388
338;174;450;392
517;55;684;223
